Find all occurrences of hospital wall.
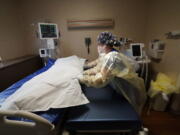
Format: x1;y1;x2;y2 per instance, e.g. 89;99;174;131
0;0;27;61
145;0;180;80
21;0;147;61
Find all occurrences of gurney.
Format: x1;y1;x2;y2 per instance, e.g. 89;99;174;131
65;84;142;135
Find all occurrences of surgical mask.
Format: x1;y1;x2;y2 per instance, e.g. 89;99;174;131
97;46;106;56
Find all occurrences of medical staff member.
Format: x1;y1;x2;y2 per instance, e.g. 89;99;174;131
80;32;146;113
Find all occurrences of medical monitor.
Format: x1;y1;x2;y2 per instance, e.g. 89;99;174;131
38;23;59;39
130;43;144;58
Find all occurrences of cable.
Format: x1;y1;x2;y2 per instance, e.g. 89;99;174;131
140;58;145;78
145;55;149;87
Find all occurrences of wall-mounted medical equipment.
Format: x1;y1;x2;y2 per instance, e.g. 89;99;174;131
166;31;180;39
38;23;60;60
85;37;91;54
0;56;2;64
119;37;128;45
0;56;3;67
130;43;144;59
39;48;48;58
148;40;165;59
119;37;132;46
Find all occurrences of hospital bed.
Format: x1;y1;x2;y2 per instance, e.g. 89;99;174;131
0;58;142;135
0;59;66;135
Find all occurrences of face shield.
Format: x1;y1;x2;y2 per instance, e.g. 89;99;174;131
97;44;106;56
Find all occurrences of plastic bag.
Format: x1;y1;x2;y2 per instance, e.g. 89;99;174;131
80;51;147;113
149;73;178;98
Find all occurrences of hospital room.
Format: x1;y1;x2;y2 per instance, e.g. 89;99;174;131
0;0;180;135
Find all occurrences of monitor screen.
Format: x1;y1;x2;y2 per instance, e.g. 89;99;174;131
132;44;141;57
38;23;58;39
40;49;45;54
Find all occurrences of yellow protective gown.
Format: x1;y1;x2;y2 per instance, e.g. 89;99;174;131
80;51;147;113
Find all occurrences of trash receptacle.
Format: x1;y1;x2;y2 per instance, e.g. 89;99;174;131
148;73;178;112
152;93;170;111
170;94;180;115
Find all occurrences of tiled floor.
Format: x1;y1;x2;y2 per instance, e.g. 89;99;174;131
63;131;69;135
142;110;180;135
63;132;129;135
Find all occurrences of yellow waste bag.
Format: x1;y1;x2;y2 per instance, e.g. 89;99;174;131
149;73;178;97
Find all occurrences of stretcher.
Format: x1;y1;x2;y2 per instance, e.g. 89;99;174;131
65;84;142;135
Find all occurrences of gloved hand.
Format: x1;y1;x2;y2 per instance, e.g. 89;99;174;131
79;75;91;86
77;74;83;80
83;64;101;76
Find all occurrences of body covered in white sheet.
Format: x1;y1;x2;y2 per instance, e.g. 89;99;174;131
0;56;89;112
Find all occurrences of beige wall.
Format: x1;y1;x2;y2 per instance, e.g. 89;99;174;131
21;0;147;61
146;0;180;80
1;0;180;81
0;0;27;61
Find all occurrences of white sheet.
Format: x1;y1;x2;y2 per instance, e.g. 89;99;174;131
0;56;89;112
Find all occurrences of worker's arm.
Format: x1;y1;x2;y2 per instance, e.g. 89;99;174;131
83;63;101;75
80;67;112;88
80;52;130;87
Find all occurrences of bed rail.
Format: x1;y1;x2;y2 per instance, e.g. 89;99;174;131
0;110;55;135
